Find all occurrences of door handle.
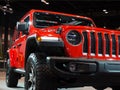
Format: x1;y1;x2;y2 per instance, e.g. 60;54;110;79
17;43;22;47
13;46;16;48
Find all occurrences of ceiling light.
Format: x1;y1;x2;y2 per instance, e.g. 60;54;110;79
103;9;107;12
104;11;108;14
41;0;49;5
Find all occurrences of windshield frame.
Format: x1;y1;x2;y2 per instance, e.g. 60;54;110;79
33;12;95;28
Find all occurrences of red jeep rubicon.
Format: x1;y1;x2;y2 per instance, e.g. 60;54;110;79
6;9;120;90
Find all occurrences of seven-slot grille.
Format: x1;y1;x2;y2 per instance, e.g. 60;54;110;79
82;31;119;57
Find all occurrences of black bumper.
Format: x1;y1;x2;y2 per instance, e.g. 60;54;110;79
46;57;120;76
39;41;64;47
46;57;120;87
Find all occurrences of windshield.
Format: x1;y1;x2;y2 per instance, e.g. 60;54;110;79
33;12;94;28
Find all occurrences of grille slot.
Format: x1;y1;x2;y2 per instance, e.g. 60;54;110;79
90;32;96;54
105;34;110;55
82;31;117;57
83;32;88;53
98;33;103;55
111;35;116;55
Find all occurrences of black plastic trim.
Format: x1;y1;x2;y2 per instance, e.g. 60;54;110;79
39;41;64;47
46;57;120;76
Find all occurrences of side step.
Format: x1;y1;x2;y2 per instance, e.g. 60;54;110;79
14;69;26;75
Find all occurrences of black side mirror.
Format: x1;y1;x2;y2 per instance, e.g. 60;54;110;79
16;22;28;31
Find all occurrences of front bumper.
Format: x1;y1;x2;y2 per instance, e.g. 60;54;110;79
47;57;120;75
46;57;120;87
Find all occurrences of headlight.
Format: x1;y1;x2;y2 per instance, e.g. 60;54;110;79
66;30;82;45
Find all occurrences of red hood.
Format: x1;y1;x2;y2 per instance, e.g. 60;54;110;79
35;25;119;33
32;25;120;39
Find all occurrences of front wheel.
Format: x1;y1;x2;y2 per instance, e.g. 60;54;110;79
25;53;57;90
94;86;106;90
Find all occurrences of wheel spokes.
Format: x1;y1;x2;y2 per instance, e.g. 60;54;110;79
28;67;36;90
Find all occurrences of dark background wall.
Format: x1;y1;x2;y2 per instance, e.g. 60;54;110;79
0;0;120;59
1;0;120;29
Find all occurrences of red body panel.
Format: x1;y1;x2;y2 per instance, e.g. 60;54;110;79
61;26;120;60
8;9;120;69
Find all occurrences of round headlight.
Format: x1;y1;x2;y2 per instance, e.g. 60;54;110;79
66;30;82;45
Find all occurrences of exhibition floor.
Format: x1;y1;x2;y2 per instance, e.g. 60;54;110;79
0;71;112;90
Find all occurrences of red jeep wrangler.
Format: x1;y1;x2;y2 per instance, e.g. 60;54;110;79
6;9;120;90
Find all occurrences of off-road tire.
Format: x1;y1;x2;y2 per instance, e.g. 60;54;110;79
25;53;57;90
94;86;106;90
6;59;19;87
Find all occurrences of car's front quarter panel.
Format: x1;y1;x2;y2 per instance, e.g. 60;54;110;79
8;48;18;68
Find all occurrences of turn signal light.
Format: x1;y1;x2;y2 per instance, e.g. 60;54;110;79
37;37;42;42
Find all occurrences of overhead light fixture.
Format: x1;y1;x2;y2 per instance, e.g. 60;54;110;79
41;0;49;5
102;9;108;14
103;9;107;12
104;11;108;14
0;5;13;15
0;0;13;15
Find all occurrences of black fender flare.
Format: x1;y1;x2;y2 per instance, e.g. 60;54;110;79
25;34;38;67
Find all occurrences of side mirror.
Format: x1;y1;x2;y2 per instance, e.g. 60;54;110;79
16;22;28;31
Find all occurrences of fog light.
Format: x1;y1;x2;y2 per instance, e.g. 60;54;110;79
69;63;76;72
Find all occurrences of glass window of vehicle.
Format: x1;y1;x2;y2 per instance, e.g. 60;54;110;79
24;16;29;23
33;12;95;28
24;16;30;29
